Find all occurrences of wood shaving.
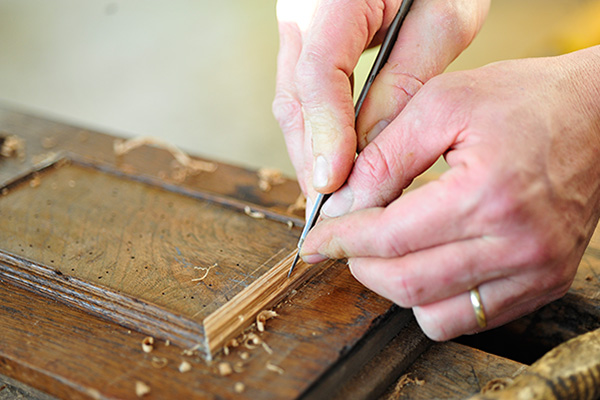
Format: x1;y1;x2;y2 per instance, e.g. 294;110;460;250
192;263;218;282
150;356;168;369
68;180;76;188
240;352;249;360
244;206;265;219
42;136;57;149
266;362;284;375
223;346;230;356
217;362;233;376
481;377;513;393
391;373;424;395
256;310;278;332
29;173;41;188
1;188;8;196
181;343;201;356
141;336;154;353
233;361;245;373
287;193;306;214
135;381;151;397
227;338;240;348
257;167;286;192
0;134;25;159
165;340;170;346
113;136;217;177
178;360;192;373
244;333;262;349
286;220;294;229
261;341;273;355
234;382;245;394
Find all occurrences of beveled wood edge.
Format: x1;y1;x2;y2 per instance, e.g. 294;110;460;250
0;252;206;350
203;250;333;359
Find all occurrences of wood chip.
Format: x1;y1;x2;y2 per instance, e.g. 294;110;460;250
113;136;217;176
0;134;25;159
29;174;41;188
257;167;286;192
239;351;249;360
265;362;284;375
244;206;265;219
141;336;154;353
178;360;192;373
256;310;278;332
233;361;245;373
481;377;513;393
217;362;233;376
261;341;273;355
234;382;245;394
135;381;151;397
287;193;306;214
244;333;262;349
1;188;8;196
191;263;218;282
150;356;168;369
286;220;294;229
391;373;424;395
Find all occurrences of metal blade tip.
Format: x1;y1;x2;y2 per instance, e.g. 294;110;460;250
287;252;300;278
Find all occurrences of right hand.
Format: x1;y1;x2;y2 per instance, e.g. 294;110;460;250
272;0;490;215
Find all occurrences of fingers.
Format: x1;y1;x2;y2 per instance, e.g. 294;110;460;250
413;273;568;341
356;0;490;150
293;1;403;194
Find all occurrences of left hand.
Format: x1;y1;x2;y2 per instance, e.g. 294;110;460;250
300;47;600;340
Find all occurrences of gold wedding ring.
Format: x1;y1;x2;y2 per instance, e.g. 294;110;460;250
469;287;487;328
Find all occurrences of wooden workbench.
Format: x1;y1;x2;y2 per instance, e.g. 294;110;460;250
0;106;599;400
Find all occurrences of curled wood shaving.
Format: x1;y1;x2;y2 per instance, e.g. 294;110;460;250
234;382;245;394
257;167;286;192
244;206;265;219
392;373;424;396
217;362;233;376
141;336;154;353
135;381;151;397
150;356;168;369
192;263;218;282
113;136;217;175
178;360;192;373
0;134;25;159
287;193;306;214
244;333;262;349
181;343;201;356
256;310;278;333
266;362;284;375
481;378;513;393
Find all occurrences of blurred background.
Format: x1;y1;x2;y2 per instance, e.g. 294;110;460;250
0;0;599;177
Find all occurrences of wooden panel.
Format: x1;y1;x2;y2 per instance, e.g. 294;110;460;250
381;342;525;400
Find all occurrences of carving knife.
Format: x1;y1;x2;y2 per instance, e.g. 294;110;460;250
288;0;414;277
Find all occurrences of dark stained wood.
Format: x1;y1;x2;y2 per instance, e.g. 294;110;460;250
381;342;525;400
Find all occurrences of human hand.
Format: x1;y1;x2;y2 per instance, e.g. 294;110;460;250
272;0;490;214
300;47;600;340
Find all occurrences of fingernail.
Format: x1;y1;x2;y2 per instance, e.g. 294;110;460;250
366;120;389;144
313;155;330;189
301;253;327;264
322;185;353;217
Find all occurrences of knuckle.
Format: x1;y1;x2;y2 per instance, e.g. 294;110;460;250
272;92;303;134
353;142;395;196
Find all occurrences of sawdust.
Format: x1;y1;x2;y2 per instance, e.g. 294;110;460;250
257;167;286;192
192;263;218;282
244;206;266;219
113;136;217;181
150;356;168;369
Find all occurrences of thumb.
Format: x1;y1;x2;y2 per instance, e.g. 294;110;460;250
356;0;490;150
321;76;465;217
